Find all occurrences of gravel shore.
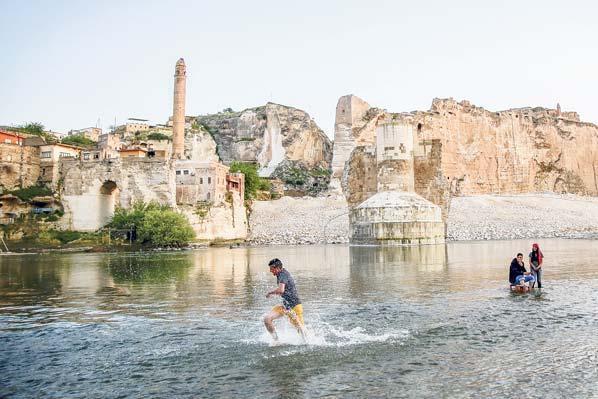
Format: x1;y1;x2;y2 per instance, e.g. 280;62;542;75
248;193;598;245
248;195;349;245
447;193;598;241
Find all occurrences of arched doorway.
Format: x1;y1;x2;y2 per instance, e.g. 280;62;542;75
99;180;119;226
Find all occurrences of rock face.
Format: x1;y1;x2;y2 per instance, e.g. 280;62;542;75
179;197;247;242
339;96;598;205
416;99;598;196
196;103;333;195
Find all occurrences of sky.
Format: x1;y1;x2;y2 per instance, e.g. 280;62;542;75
1;0;597;138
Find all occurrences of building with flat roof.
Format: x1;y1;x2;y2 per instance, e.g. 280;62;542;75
68;127;101;141
39;143;82;188
125;118;150;135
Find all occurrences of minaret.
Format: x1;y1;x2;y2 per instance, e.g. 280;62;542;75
172;58;186;159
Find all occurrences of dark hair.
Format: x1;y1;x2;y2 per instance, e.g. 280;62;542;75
268;258;283;268
516;253;523;257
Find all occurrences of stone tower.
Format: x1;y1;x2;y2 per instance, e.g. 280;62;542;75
172;58;186;159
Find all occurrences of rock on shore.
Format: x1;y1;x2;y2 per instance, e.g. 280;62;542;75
248;193;598;245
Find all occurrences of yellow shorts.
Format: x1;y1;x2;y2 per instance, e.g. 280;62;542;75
272;304;304;328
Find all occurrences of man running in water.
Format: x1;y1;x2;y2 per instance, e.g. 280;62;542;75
263;258;306;343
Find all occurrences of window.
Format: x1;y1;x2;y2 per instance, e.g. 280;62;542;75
208;177;211;184
83;153;90;160
207;192;210;200
183;170;189;175
384;146;395;151
42;168;46;176
41;151;51;158
4;139;10;144
94;153;99;159
200;177;203;184
176;170;181;175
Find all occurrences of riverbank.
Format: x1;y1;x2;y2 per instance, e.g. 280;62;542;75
248;193;598;244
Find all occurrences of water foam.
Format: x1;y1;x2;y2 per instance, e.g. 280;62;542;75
245;321;408;348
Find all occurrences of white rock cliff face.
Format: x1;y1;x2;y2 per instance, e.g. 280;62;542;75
196;102;333;174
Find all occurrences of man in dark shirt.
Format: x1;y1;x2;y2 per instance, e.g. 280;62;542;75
263;258;306;343
509;253;535;290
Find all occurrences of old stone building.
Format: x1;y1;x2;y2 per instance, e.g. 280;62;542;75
0;131;41;191
125;118;150;135
98;133;121;159
39;143;82;189
68;127;102;141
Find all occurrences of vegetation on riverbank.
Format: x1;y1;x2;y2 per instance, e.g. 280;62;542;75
109;201;195;247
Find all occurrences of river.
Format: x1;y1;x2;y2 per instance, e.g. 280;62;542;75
1;239;597;398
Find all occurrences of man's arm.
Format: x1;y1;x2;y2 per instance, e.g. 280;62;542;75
266;283;285;298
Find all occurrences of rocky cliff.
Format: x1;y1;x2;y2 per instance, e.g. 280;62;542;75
337;95;598;205
196;103;333;195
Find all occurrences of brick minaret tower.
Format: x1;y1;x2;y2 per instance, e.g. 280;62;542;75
172;58;186;159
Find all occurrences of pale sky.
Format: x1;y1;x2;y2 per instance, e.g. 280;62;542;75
1;0;597;138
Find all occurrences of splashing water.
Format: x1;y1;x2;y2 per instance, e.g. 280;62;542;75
245;317;409;348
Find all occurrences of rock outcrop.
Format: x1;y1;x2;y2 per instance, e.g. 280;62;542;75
196;103;333;195
339;96;598;204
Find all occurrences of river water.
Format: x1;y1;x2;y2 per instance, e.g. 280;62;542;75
1;239;597;398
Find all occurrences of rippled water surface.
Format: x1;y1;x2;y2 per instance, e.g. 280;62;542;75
1;239;597;398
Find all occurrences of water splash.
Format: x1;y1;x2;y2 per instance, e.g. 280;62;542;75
245;321;408;348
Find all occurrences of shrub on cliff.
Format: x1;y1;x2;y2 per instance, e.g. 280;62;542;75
61;134;96;148
6;184;53;202
137;209;195;247
147;132;170;141
229;161;270;199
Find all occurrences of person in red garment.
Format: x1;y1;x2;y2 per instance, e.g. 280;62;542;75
529;243;544;288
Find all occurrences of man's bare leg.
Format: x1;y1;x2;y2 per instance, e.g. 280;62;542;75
263;311;283;342
287;310;307;343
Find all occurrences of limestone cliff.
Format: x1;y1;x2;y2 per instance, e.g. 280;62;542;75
340;96;598;207
196;103;333;195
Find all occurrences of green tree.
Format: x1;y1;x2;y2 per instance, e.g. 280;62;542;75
147;132;170;141
229;161;271;199
137;209;195;247
61;134;96;148
12;122;54;142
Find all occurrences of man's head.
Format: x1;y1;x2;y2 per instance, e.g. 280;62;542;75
268;258;283;276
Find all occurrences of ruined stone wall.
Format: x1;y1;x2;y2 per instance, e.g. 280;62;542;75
330;95;384;190
413;140;451;220
0;143;40;190
60;158;176;231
